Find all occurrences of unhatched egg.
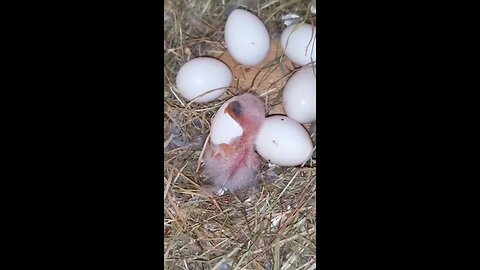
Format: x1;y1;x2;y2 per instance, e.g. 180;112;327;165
280;23;316;66
282;65;316;123
224;9;270;66
255;115;313;166
176;57;232;103
210;96;243;145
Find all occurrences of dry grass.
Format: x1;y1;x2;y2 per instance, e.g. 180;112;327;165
164;0;316;269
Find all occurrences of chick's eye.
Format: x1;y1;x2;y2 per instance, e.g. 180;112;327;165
230;101;243;116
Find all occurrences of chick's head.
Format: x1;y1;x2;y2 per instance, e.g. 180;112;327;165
224;93;266;135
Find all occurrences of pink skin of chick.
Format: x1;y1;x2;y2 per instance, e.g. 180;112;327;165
204;93;266;193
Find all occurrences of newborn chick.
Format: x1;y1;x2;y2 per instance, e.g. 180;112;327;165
204;93;266;193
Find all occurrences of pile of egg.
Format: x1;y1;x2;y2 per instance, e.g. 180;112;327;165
175;8;316;167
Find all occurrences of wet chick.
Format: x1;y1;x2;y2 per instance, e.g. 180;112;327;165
204;93;266;193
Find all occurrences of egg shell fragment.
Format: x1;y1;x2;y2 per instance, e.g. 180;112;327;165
280;23;316;66
282;66;316;123
176;57;232;103
224;9;270;66
210;96;243;145
255;115;313;166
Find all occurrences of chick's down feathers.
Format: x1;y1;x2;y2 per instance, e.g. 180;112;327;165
204;93;266;192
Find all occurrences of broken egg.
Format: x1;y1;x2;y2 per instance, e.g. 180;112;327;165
176;57;232;103
255;115;313;166
210;96;243;145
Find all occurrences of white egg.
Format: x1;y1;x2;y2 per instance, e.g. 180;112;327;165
176;57;232;103
282;66;316;123
280;23;316;66
255;116;313;166
224;9;270;66
210;96;243;145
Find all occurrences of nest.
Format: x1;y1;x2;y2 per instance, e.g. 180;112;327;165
164;0;316;269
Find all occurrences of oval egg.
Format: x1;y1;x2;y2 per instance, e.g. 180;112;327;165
224;9;270;66
282;66;316;123
280;23;316;66
210;96;243;145
176;57;232;103
255;115;313;166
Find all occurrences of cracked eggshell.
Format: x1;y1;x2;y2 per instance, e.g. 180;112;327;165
282;66;316;123
210;96;243;145
224;9;270;66
280;23;316;66
255;115;313;166
176;57;232;103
